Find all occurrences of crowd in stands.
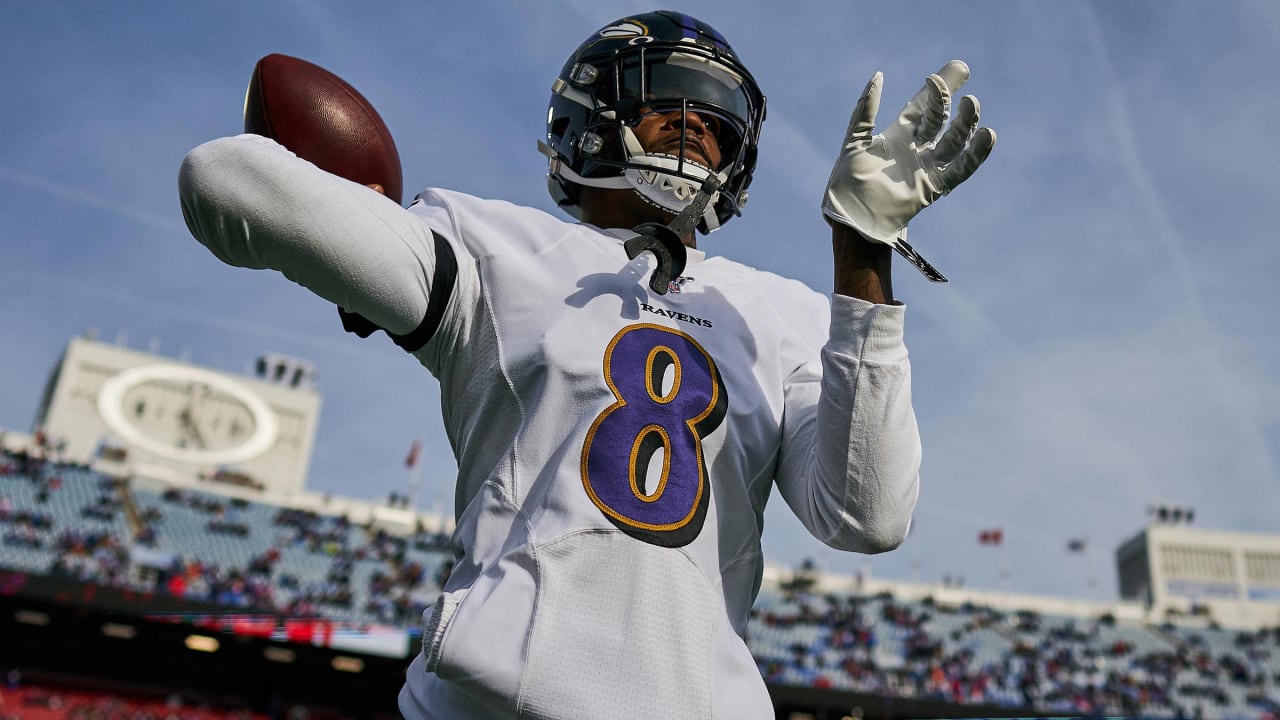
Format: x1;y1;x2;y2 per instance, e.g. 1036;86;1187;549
0;669;381;720
0;453;56;549
1;446;453;630
1;509;51;548
4;445;1280;719
750;588;1280;719
47;530;130;587
138;490;452;626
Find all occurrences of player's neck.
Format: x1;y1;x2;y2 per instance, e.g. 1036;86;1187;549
578;187;696;248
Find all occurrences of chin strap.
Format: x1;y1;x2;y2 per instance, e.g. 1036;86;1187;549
626;172;722;295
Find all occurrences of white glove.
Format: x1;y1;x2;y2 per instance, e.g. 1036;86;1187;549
822;60;996;281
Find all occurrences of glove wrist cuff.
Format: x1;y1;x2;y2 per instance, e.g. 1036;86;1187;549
822;205;905;246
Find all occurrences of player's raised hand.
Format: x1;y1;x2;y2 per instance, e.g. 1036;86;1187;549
822;60;996;282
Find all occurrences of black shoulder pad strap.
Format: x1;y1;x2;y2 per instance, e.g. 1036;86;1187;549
338;308;380;338
336;230;458;354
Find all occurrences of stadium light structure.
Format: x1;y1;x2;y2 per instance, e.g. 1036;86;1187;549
1148;503;1195;525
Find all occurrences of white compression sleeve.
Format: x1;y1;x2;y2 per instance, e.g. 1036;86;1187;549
775;295;921;553
178;134;437;336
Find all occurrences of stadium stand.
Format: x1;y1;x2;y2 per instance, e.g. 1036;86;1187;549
1;444;455;631
747;585;1280;719
4;442;1280;720
0;672;271;720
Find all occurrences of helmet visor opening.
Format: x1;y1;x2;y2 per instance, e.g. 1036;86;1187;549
625;103;744;174
604;50;754;171
610;50;752;121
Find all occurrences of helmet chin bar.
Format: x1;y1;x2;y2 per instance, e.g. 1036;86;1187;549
623;153;726;233
534;138;726;233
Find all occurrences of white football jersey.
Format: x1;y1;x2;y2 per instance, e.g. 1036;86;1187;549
179;136;921;720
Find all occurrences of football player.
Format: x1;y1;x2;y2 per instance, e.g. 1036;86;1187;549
179;10;993;720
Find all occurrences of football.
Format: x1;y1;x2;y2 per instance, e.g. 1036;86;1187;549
244;53;403;205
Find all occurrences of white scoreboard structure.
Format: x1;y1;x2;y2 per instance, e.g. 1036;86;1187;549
33;336;321;497
1117;522;1280;627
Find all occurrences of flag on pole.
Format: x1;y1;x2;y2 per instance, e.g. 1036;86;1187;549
978;528;1004;546
405;439;422;469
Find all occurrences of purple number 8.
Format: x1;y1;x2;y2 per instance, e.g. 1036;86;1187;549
581;324;727;547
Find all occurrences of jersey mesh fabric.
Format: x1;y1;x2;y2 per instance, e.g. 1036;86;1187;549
411;231;519;522
517;531;714;719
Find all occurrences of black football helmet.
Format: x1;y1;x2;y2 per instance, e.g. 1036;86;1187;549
540;10;766;234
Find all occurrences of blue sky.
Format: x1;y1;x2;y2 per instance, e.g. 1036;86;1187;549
2;2;1278;602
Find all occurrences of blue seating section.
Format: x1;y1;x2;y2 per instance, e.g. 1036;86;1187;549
4;452;1280;719
747;588;1280;719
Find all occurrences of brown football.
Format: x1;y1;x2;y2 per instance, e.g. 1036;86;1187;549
244;53;403;205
